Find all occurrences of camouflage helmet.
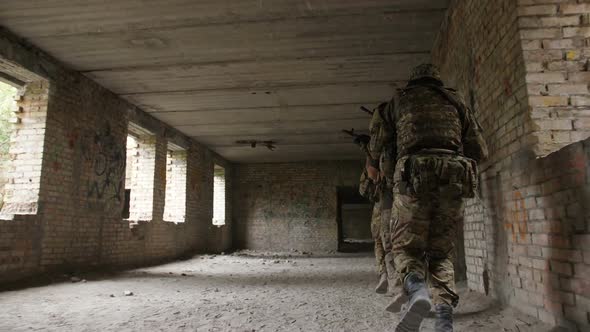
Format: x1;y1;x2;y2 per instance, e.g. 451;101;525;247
409;63;442;83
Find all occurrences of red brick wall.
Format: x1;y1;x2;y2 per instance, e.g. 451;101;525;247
233;161;361;252
433;0;590;329
0;28;233;283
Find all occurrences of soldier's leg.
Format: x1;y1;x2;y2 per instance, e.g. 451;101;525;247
391;191;433;331
385;192;409;312
428;198;463;332
371;203;386;276
427;198;462;307
381;209;396;286
371;202;389;294
380;190;396;284
391;193;430;280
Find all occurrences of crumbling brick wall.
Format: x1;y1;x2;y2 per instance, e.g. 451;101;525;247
1;81;47;216
519;1;590;156
0;28;232;283
233;161;361;252
433;0;590;329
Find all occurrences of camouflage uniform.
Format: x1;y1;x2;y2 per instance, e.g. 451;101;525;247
367;103;396;285
357;102;397;283
370;65;488;308
379;186;397;289
360;169;387;276
370;197;387;276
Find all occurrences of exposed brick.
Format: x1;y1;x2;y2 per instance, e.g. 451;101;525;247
0;27;233;284
551;261;573;276
564;305;590;325
563;26;590;38
518;5;558;17
234;161;357;252
560;4;590;15
526;72;567;83
571;96;590;107
547;84;588;95
520;28;562;39
541;39;574;49
536;119;573;130
529;96;570;107
569;72;590;83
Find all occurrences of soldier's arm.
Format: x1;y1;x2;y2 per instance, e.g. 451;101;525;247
366;156;379;182
462;107;488;162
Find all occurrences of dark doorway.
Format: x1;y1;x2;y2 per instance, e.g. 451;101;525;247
337;186;373;252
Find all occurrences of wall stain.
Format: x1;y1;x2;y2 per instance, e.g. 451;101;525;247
505;191;527;242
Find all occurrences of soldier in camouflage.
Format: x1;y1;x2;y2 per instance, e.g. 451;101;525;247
359;103;393;295
368;64;488;332
367;102;407;300
358;167;387;293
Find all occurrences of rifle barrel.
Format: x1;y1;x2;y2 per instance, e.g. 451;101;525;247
360;106;374;115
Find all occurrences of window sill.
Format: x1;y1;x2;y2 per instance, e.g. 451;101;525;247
212;219;226;227
164;219;186;224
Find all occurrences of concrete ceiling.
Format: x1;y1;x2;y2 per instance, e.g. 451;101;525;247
0;0;449;163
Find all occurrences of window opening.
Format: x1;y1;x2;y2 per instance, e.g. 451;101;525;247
0;81;18;213
124;123;156;222
163;143;187;223
0;72;46;219
212;164;226;226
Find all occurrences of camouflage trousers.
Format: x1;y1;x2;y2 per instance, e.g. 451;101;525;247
391;186;462;306
371;203;387;276
371;191;396;279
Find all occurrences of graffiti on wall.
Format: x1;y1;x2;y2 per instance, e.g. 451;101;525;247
82;123;125;205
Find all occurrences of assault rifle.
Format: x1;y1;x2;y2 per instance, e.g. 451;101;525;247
342;128;370;152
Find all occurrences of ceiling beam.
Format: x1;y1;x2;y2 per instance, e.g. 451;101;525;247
84;54;426;94
0;0;449;37
27;12;442;70
127;82;398;112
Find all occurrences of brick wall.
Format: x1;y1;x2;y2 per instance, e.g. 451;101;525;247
1;81;47;216
508;140;590;329
518;0;590;156
433;0;590;329
0;28;233;283
232;161;361;252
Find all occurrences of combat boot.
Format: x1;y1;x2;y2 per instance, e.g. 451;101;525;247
395;273;432;332
375;273;388;294
434;304;453;332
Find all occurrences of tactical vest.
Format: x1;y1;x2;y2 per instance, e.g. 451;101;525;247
395;85;463;157
392;85;478;199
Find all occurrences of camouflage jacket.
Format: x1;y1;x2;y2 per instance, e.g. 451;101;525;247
368;83;488;169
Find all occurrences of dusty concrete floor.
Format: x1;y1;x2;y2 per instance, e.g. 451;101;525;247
0;252;553;332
